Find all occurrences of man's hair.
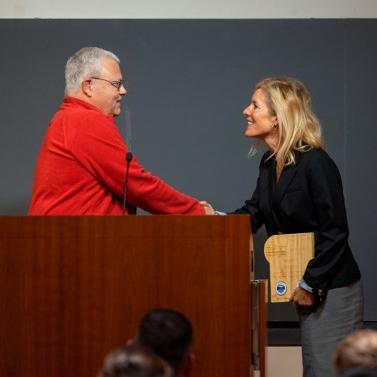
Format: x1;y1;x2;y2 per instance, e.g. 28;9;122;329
335;329;377;375
64;47;120;95
136;309;193;374
99;345;173;377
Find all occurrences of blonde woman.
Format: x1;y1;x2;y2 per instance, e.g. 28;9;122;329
230;77;362;376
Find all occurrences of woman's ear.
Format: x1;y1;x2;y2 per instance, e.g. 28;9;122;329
272;116;278;128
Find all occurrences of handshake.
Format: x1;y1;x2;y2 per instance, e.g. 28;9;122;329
200;201;218;215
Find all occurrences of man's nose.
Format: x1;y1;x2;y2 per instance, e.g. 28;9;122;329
119;85;127;95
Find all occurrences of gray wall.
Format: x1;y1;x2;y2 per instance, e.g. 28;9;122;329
0;19;376;322
2;0;377;18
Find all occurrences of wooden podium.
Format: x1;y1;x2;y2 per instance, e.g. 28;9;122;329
0;216;263;377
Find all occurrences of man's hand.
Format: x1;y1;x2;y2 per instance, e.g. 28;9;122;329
200;201;216;215
289;287;316;307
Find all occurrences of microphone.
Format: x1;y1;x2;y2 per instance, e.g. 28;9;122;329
122;104;134;214
122;151;133;214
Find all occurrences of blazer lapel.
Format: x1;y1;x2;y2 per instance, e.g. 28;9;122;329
258;153;274;212
257;154;282;234
273;152;302;204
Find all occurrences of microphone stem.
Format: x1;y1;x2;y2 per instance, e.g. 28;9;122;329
122;152;133;215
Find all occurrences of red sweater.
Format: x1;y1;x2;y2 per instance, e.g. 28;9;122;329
28;97;204;215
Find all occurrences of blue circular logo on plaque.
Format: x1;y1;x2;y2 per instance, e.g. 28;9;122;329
276;281;287;296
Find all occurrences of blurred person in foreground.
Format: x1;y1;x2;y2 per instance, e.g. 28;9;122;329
131;308;194;377
99;344;173;377
335;329;377;376
29;47;209;215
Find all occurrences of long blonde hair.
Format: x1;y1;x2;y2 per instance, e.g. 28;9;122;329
255;77;324;166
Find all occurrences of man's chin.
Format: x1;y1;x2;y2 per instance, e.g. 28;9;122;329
112;108;122;117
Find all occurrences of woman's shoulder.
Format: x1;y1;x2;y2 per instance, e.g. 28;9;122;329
299;147;333;164
299;148;341;176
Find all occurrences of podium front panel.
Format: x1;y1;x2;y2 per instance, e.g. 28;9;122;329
0;215;251;377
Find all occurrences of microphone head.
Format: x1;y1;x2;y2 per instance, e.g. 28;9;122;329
126;152;133;162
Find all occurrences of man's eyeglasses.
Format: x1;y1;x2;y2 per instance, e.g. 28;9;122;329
91;77;125;90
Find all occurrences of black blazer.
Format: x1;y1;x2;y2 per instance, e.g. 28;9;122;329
234;148;360;294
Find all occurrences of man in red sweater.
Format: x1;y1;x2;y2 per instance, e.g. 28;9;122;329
29;47;208;215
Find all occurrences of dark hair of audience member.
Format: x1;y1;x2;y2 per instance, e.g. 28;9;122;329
136;308;193;374
99;345;173;377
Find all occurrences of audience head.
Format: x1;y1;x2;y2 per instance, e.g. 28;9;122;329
335;329;377;375
135;308;193;377
99;345;173;377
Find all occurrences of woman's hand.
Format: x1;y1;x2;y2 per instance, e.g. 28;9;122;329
289;287;316;307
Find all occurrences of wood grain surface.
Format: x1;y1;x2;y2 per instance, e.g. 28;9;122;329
264;232;314;303
0;215;251;377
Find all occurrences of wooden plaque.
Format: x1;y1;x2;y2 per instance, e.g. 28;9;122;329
264;232;314;303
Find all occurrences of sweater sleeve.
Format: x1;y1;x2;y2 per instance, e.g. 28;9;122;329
66;112;204;215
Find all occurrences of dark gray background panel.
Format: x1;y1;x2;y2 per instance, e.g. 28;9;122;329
0;19;375;322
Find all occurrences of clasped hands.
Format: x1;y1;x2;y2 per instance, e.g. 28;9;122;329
200;201;216;215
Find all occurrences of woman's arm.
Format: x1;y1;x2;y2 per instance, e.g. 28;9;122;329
302;150;351;294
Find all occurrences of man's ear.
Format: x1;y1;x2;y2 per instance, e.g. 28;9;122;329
125;338;134;347
180;352;195;377
81;78;93;97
